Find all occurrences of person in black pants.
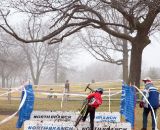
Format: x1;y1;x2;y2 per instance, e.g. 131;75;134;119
82;88;103;130
140;77;160;130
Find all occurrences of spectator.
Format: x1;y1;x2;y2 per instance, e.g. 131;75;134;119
91;79;95;83
48;88;57;99
64;80;70;100
140;77;160;130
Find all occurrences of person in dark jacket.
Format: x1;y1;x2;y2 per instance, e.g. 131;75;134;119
140;77;160;130
64;80;70;100
82;88;103;130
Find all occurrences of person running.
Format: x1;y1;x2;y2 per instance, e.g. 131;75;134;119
82;88;103;130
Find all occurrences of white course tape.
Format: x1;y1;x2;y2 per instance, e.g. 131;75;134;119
0;90;17;97
39;91;122;98
38;90;122;110
102;91;122;97
61;88;65;109
40;92;87;97
0;86;23;97
0;86;27;125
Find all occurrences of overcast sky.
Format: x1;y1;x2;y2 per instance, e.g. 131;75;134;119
72;35;160;70
142;35;160;68
7;10;160;70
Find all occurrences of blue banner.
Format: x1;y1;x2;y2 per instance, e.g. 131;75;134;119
120;84;136;128
120;85;126;116
16;84;34;128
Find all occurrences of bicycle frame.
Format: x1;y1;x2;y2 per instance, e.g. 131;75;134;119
74;84;94;127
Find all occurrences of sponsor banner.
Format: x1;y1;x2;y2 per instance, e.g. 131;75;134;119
30;111;77;122
24;121;131;130
95;112;120;122
30;111;120;123
24;121;74;130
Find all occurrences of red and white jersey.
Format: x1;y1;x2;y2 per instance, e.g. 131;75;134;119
87;92;102;109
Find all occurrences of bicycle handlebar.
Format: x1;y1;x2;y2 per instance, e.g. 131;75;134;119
85;84;94;92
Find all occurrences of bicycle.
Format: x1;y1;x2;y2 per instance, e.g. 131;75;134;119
74;84;94;127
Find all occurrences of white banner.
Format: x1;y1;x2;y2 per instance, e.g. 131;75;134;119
30;111;77;122
24;121;131;130
95;112;120;122
30;111;120;123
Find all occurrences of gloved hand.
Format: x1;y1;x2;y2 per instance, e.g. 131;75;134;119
139;101;144;108
83;99;88;104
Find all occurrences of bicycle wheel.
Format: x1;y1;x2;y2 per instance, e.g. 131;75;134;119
74;114;83;127
74;103;88;127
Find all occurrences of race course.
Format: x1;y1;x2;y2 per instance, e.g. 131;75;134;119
0;81;160;130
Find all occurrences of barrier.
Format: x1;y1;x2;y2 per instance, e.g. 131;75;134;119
30;111;120;123
0;86;122;126
24;121;131;130
30;111;76;122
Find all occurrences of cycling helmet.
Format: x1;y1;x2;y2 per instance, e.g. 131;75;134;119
96;88;103;94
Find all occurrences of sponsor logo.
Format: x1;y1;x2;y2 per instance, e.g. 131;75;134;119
33;115;72;121
96;116;117;122
82;127;128;130
28;126;73;130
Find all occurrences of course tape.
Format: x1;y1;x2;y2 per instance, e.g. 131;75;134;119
0;87;121;125
40;92;87;97
0;86;27;125
0;86;23;97
39;91;122;97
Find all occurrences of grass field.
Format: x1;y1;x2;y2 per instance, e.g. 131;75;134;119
0;99;159;130
0;81;160;130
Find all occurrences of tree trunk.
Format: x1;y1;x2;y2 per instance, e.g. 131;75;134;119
2;77;5;88
34;78;39;85
122;19;129;83
122;39;128;82
34;72;40;85
54;62;58;83
54;45;60;83
2;70;5;88
128;37;150;88
6;77;9;88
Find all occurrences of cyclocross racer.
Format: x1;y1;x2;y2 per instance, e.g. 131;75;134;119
82;88;103;130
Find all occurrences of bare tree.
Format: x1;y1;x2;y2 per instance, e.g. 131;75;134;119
0;33;26;87
0;0;160;87
20;43;50;85
16;15;55;85
79;27;130;82
47;39;79;83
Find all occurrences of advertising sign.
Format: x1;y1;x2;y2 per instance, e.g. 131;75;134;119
24;121;131;130
95;112;120;122
30;111;120;123
30;111;77;122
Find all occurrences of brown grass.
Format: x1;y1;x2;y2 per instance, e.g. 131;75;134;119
0;81;160;130
0;100;159;130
